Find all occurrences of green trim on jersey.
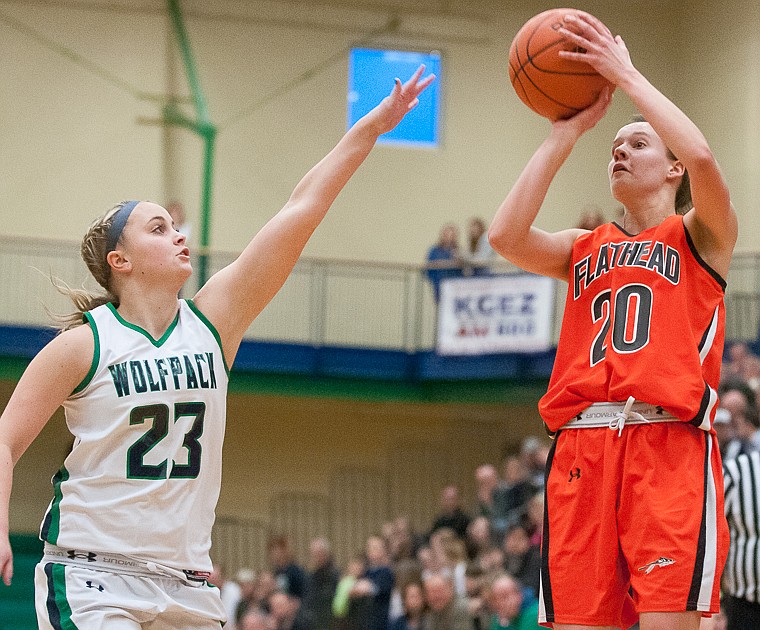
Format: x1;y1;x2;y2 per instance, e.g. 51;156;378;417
47;562;79;630
186;299;231;375
43;465;70;544
105;302;180;347
71;312;100;395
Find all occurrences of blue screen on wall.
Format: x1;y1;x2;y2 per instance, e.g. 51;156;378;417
348;48;441;147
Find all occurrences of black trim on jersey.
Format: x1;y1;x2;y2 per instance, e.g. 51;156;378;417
683;224;727;290
611;221;636;237
687;432;710;609
44;562;64;630
540;435;559;622
690;384;711;428
697;311;717;355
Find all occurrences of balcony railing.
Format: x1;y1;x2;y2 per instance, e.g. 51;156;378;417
1;234;758;352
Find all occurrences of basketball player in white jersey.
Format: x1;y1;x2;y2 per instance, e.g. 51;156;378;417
0;66;434;629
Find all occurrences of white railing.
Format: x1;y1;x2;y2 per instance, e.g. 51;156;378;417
1;235;757;350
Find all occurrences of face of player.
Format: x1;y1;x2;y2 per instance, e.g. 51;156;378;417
608;122;681;205
117;202;192;286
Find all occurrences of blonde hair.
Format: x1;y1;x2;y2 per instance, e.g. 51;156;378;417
51;203;127;331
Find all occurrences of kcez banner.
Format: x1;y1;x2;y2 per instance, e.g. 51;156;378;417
436;274;555;355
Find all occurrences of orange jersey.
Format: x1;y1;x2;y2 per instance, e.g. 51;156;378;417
540;215;726;432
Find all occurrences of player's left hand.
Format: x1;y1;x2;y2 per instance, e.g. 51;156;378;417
366;65;436;135
556;13;634;86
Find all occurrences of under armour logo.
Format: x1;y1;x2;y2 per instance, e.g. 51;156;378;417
67;550;97;562
638;557;675;574
85;580;104;592
568;467;581;482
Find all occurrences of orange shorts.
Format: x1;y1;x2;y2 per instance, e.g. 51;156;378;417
538;422;728;629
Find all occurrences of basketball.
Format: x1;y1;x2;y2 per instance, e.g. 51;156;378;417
509;8;612;121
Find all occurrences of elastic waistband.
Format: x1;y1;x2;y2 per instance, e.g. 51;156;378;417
562;399;680;430
42;544;210;584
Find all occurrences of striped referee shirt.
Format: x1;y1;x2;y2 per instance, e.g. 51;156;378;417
724;450;760;602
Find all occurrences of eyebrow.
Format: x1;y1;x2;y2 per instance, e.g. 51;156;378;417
612;131;652;148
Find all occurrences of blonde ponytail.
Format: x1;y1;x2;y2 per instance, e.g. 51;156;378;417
50;203;127;331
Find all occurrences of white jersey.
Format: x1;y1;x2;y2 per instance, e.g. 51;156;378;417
40;299;229;572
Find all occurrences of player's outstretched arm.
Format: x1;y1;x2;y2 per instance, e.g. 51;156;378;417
488;88;611;280
193;66;435;360
558;13;737;276
0;325;93;586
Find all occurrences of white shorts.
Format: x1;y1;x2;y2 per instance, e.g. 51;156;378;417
35;559;226;630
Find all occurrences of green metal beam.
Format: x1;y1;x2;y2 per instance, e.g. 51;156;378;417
166;0;216;286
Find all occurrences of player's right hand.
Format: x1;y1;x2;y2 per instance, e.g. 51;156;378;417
0;536;13;586
552;85;613;138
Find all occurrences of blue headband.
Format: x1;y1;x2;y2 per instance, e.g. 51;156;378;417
105;200;140;254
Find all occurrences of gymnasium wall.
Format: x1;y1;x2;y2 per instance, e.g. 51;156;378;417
1;0;757;264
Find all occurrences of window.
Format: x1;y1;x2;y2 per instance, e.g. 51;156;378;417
348;48;442;147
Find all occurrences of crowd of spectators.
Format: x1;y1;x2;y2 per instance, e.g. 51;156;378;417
212;435;548;630
424;218;496;301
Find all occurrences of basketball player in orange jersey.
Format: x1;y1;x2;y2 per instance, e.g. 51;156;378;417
489;13;736;630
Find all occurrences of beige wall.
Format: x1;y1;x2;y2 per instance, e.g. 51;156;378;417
1;0;756;265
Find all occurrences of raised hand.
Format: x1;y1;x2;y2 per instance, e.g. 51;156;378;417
366;64;436;135
557;13;635;86
552;85;613;139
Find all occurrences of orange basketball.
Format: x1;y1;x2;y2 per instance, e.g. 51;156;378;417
509;8;612;121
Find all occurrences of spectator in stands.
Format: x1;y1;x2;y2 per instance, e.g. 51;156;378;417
719;381;760;457
389;515;424;563
523;493;544;548
388;548;423;623
425;223;463;302
501;524;541;599
210;563;244;630
359;535;395;630
333;555;369;630
390;580;427;630
303;537;340;630
466;516;496;565
235;568;262;625
269;535;308;600
480;573;541;630
434;530;468;597
479;546;506;576
745;354;760;392
421;572;472;630
465;217;495;275
430;485;471;540
269;590;314;630
474;464;500;520
492;456;535;542
239;609;271;630
464;563;487;630
519;437;550;490
713;408;736;460
723;342;756;382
